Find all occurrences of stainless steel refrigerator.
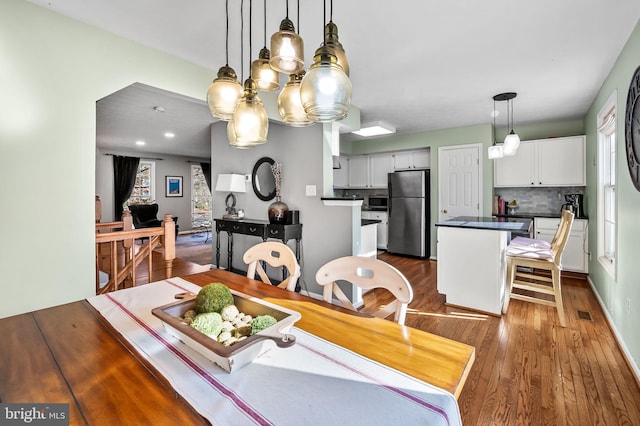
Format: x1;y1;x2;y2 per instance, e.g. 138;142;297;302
387;170;430;257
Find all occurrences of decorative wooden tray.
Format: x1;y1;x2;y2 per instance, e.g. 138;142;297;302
152;289;300;372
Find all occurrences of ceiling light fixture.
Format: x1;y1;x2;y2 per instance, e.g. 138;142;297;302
322;0;349;76
352;121;395;137
230;0;269;147
153;106;165;113
278;71;314;126
488;97;504;159
207;0;243;121
251;0;280;91
135;140;145;146
488;92;520;159
299;0;351;122
164;132;175;138
270;0;304;74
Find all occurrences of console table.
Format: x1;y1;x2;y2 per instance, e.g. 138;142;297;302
214;219;302;286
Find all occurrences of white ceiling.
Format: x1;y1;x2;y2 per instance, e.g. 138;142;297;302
29;0;640;157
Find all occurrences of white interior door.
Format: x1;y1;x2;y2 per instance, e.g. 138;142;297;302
438;144;482;221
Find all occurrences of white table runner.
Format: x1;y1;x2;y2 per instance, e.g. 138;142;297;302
87;278;462;426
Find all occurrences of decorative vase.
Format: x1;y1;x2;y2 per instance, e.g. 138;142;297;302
268;196;289;224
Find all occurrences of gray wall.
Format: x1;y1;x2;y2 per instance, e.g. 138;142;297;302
96;148;209;231
210;121;353;297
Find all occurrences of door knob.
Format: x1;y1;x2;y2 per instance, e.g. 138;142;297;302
443;209;448;214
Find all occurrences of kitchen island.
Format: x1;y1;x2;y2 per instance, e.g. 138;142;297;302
436;216;531;315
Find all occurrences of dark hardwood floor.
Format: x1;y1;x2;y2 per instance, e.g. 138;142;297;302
120;245;640;425
368;252;640;425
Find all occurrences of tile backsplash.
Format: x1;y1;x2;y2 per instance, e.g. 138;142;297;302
493;187;585;215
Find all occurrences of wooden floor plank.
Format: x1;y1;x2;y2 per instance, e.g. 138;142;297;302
370;253;640;425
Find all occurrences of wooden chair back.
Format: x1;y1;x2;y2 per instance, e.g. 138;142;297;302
315;256;414;325
243;242;300;292
551;210;575;265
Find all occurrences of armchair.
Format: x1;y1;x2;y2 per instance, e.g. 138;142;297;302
128;203;179;236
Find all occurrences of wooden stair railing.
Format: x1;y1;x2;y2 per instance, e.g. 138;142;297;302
95;212;175;294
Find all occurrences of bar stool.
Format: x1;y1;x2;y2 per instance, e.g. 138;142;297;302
502;210;574;327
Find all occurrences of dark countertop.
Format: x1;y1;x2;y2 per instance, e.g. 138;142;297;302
435;216;532;232
493;212;588;220
362;219;381;226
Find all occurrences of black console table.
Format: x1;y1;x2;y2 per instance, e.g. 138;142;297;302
214;218;303;277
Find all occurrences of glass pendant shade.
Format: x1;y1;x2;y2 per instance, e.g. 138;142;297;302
488;144;504;159
231;79;268;145
502;131;520;156
270;17;304;74
227;117;256;149
251;47;280;91
323;22;349;76
278;72;314;127
207;65;243;121
300;45;352;122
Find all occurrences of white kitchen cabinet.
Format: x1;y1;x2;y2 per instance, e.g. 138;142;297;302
533;217;589;273
361;211;388;250
371;211;388;249
347;153;394;189
348;155;369;188
333;156;349;188
494;135;586;187
393;150;431;170
369;153;394;187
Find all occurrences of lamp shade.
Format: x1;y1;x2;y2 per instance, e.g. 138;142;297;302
300;45;352;122
206;65;243;121
270;17;304;74
502;131;520;156
251;48;280;91
215;174;246;193
231;79;269;145
278;72;314;127
488;144;504;159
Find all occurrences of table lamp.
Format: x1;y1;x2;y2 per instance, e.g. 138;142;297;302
215;174;246;219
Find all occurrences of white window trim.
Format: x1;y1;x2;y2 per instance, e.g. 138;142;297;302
596;91;617;279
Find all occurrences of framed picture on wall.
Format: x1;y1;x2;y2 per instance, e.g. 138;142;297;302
165;176;183;197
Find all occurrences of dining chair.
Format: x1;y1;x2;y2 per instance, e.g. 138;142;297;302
315;256;414;325
243;242;301;292
502;210;575;327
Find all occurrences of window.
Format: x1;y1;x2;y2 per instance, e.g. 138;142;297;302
191;164;212;228
597;93;617;278
127;160;155;205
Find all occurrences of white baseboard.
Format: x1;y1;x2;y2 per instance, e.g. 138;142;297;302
587;276;640;383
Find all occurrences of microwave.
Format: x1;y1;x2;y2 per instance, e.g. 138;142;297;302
367;196;388;210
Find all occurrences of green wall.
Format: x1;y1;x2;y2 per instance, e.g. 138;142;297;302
0;0;214;318
346;120;585;255
584;19;640;371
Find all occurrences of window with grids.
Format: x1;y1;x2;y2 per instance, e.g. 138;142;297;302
597;95;616;277
127;160;155;205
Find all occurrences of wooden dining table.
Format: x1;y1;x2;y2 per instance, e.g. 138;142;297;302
0;269;475;425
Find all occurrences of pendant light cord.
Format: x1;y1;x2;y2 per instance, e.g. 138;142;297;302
493;98;497;146
330;0;333;22
225;0;229;66
249;0;252;65
286;0;289;18
263;0;267;47
240;0;244;80
297;0;300;34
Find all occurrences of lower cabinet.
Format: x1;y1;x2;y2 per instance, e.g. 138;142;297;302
533;217;588;273
361;211;388;250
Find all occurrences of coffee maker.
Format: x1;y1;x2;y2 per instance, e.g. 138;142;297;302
562;194;585;218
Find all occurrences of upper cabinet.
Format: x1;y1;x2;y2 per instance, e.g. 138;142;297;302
393;150;431;170
334;149;430;189
347;153;394;189
494;135;586;187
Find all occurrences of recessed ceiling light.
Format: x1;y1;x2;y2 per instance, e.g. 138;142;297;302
352;121;396;137
135;140;145;146
153;106;165;113
164;132;175;138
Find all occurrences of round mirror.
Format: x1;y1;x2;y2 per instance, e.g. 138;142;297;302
252;157;276;201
